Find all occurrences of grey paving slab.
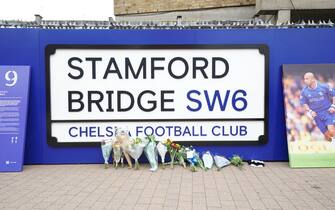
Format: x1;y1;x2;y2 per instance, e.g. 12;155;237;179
1;163;335;209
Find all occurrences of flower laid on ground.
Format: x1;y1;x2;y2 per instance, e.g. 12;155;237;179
104;134;247;172
185;147;197;172
202;151;214;170
176;146;187;168
164;139;186;168
194;150;205;170
112;143;123;168
101;139;113;168
156;141;168;169
127;137;147;170
114;127;133;168
230;155;244;168
185;146;205;172
144;135;158;172
214;155;230;171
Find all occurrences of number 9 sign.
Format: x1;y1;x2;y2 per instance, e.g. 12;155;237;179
5;70;18;87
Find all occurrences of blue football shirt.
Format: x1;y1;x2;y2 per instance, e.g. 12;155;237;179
300;83;335;113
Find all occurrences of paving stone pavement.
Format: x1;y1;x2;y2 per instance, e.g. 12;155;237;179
1;162;335;209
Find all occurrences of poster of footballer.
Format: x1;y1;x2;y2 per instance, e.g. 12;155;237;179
283;64;335;167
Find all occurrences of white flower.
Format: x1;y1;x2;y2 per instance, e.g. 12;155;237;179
202;151;214;169
214;155;230;169
157;142;167;164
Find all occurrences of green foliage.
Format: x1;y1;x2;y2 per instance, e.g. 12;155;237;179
145;135;156;142
133;137;142;144
230;155;243;168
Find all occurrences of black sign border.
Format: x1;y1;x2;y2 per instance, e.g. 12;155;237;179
45;44;269;147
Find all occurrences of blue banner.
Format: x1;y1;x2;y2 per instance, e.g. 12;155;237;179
1;28;335;163
0;66;30;172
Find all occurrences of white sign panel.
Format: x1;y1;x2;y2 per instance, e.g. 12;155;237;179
46;45;268;145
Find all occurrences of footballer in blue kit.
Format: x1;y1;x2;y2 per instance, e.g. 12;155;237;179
300;72;335;141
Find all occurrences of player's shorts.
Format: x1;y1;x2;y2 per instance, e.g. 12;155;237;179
314;110;335;133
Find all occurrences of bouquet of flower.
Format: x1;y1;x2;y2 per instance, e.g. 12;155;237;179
144;135;158;172
164;139;186;168
185;147;197;172
202;151;214;170
176;146;187;168
156;141;167;169
214;155;230;171
101;139;113;168
230;155;244;168
185;146;205;172
127;137;147;170
112;144;123;168
114;127;132;168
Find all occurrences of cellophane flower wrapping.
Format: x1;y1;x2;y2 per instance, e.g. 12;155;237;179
214;155;230;170
156;142;167;168
164;139;186;168
230;155;243;168
163;139;175;168
113;145;122;167
185;147;205;172
144;135;158;171
202;151;214;169
176;146;187;168
186;147;196;172
101;139;113;165
127;137;147;170
194;152;205;170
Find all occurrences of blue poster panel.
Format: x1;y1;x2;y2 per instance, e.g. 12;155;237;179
0;66;30;172
283;64;335;167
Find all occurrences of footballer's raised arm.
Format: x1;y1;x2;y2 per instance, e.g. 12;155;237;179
303;104;317;118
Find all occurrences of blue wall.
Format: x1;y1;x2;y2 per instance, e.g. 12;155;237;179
1;28;335;164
